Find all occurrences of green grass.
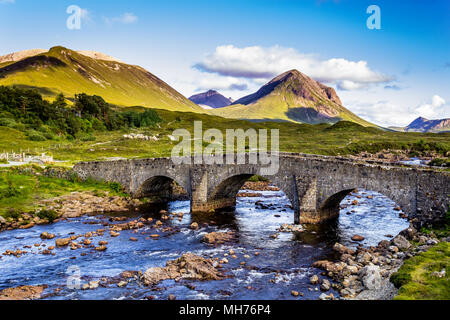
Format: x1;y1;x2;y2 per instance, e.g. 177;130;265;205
0;167;125;217
391;242;450;300
0;108;449;165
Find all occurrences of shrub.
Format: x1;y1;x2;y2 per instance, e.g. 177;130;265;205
108;182;123;193
0;181;22;199
4;208;20;220
0;117;17;128
34;209;59;223
429;158;450;168
390;271;413;289
26;130;47;141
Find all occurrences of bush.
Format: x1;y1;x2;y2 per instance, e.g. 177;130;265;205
390;271;413;289
34;209;59;223
0;117;17;128
247;175;270;182
108;182;123;193
429;158;450;168
26;130;47;141
3;208;20;220
0;181;22;199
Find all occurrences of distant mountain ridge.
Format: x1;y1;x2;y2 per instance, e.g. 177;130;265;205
210;70;374;126
405;117;450;133
189;90;232;109
0;46;202;113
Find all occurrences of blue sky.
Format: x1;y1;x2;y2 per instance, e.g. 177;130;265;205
0;0;449;126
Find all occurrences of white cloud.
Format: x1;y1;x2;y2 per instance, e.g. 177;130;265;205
193;76;249;92
432;95;445;107
414;95;448;119
103;13;138;25
0;0;15;4
194;45;393;91
346;95;450;127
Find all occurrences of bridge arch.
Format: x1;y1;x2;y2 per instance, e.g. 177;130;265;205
312;179;416;224
207;173;296;213
134;174;190;200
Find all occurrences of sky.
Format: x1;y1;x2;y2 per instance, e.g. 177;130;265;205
0;0;449;127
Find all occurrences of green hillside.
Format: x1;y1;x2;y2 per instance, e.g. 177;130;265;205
0;46;203;113
0;85;448;165
210;70;374;127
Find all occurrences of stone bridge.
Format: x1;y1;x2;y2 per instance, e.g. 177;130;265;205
73;153;449;226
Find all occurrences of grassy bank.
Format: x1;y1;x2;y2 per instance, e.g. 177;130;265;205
0;166;125;217
391;220;450;300
391;242;449;300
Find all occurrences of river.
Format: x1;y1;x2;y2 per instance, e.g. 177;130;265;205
0;188;409;300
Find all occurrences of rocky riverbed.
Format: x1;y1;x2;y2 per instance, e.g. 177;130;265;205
0;191;142;233
310;228;445;300
0;182;422;300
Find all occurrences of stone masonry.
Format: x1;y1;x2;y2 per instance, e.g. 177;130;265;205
73;153;450;226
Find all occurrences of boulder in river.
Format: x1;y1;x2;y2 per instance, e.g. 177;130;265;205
351;235;365;242
0;285;48;300
360;265;382;290
143;253;223;286
202;231;236;244
333;243;356;255
310;275;319;285
40;232;55;240
55;238;71;247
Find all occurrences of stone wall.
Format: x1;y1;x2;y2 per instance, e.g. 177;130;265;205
73;153;450;226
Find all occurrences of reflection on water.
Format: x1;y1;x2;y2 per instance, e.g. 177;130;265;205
0;189;408;300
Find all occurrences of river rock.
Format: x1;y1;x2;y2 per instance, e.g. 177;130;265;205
360;266;382;290
319;293;331;300
190;222;199;230
310;275;319;285
320;279;331;291
143;253;223;286
88;281;99;290
0;285;48;300
356;252;372;264
0;216;6;225
427;239;439;245
202;231;236;244
400;227;417;240
55;238;70;247
392;235;411;250
351;235;365;242
333;243;356;255
40;232;55;240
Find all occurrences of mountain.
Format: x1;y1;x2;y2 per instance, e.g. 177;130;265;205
189;90;232;109
0;49;47;66
209;70;374;126
405;117;450;133
0;46;202;112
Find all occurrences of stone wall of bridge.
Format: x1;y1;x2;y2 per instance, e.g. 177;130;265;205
73;154;450;226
